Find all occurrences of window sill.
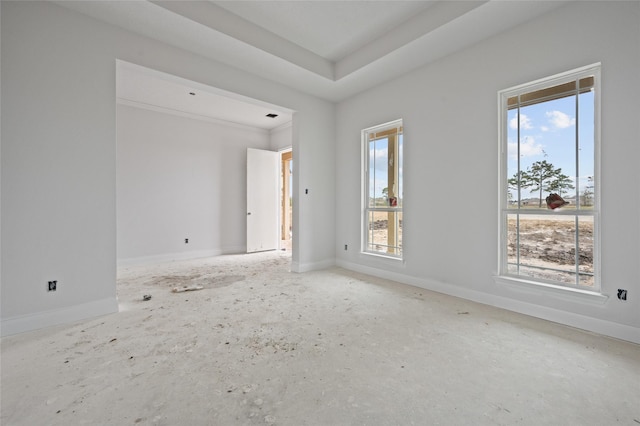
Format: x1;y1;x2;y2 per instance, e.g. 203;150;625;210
493;275;608;305
361;251;404;263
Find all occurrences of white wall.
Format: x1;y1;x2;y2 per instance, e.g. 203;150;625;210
117;104;270;264
1;1;335;336
270;122;293;152
336;1;640;343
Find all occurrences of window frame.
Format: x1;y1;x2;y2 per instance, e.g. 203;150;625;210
361;119;403;260
497;64;602;293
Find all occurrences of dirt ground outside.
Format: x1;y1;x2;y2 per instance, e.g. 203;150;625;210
366;211;593;287
507;215;594;286
367;211;402;255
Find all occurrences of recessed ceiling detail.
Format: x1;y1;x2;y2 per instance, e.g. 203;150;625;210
58;0;568;102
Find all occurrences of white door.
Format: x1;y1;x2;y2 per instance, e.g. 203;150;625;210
247;148;279;253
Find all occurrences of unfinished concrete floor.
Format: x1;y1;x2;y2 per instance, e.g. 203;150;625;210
2;251;639;425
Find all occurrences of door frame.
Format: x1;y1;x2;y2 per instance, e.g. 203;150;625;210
279;148;293;251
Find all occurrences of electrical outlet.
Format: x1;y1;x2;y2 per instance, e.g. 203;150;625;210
617;289;627;301
48;280;57;292
344;244;348;251
185;238;189;244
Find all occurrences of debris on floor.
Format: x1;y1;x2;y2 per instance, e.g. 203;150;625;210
2;251;638;426
142;294;152;301
171;285;204;293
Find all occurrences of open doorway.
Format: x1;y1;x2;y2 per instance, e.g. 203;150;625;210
116;60;295;266
280;148;293;252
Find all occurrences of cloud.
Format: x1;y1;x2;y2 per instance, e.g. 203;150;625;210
508;135;544;160
373;148;389;170
546;110;575;129
509;113;533;130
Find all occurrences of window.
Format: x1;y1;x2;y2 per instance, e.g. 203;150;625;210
499;64;600;291
362;119;403;258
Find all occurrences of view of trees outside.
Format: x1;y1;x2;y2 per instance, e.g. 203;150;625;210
506;80;595;287
366;131;403;255
368;135;403;208
507;87;594;207
508;160;575;207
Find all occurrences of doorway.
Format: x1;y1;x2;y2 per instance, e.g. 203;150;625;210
116;60;295;265
280;149;293;251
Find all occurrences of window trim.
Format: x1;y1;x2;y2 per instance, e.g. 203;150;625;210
497;63;602;293
361;119;403;260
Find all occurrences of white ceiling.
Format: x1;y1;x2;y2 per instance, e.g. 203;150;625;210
116;61;294;130
212;1;438;62
57;0;568;129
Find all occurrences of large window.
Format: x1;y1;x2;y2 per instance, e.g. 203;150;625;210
362;120;403;258
499;64;600;290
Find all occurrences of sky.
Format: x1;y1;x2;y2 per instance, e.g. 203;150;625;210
369;135;403;204
507;90;595;201
366;89;594;206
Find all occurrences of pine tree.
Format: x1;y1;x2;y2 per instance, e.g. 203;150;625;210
511;160;573;207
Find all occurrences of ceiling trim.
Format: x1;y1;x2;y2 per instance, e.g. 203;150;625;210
116;97;270;134
335;0;487;80
151;0;335;80
56;1;570;103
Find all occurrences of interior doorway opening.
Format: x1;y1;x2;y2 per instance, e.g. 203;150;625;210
280;148;293;252
116;60;296;267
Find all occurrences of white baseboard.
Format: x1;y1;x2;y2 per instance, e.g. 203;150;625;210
336;259;640;345
292;258;335;273
117;247;245;267
1;297;119;337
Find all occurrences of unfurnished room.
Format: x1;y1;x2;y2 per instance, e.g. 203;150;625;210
1;1;639;425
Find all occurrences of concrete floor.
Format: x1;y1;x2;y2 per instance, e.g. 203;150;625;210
2;251;639;425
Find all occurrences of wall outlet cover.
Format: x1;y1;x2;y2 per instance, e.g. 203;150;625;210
617;289;628;300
